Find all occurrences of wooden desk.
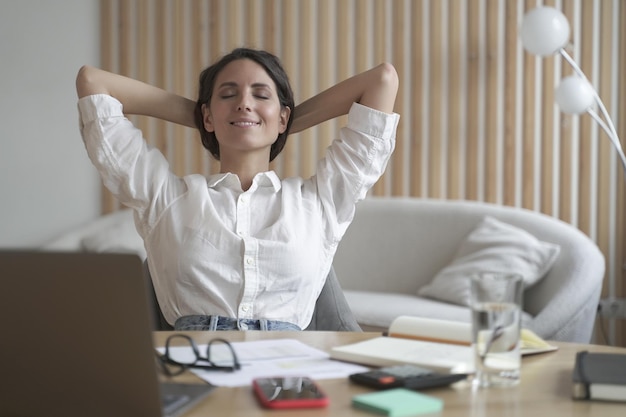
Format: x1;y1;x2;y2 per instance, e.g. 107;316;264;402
154;331;626;417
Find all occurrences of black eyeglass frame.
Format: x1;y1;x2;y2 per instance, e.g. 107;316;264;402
157;334;241;376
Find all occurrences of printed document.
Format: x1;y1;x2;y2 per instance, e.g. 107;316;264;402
156;338;369;387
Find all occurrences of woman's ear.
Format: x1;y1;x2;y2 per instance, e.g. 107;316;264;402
278;106;291;134
201;103;215;132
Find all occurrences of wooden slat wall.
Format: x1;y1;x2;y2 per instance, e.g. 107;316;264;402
100;0;625;344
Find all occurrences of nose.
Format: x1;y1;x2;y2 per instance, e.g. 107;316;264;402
236;93;252;111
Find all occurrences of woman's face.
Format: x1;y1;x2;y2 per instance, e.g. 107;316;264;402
201;58;290;160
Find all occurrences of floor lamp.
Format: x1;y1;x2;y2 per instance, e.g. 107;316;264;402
521;6;626;343
520;6;625;174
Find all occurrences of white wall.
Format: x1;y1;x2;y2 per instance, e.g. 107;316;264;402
0;0;101;247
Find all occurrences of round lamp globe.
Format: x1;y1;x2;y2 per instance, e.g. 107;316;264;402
521;6;570;56
555;76;595;115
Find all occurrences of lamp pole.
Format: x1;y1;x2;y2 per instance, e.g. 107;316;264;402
556;48;626;176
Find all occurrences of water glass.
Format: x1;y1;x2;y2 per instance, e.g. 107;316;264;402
470;272;523;387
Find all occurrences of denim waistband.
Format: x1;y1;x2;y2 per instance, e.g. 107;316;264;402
174;315;301;331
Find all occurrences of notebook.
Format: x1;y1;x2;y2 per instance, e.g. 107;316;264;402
572;350;626;402
0;251;215;417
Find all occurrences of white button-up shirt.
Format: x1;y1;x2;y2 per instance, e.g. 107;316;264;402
78;94;399;328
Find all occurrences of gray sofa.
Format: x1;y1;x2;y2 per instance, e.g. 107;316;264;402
334;197;605;343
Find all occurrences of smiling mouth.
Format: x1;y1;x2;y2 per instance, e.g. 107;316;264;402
231;121;260;127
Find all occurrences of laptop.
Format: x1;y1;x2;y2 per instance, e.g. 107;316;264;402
0;251;215;417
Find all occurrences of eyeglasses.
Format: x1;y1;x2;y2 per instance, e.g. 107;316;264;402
156;334;241;376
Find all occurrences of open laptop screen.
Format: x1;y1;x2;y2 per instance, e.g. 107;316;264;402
0;251;213;417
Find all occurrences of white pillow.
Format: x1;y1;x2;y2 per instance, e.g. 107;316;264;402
418;216;560;307
80;211;146;259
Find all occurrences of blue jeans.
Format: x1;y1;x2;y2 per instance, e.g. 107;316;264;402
174;315;301;331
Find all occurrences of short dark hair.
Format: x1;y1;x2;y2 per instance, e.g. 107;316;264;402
194;48;295;162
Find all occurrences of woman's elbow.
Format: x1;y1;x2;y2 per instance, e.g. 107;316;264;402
377;62;399;91
361;63;399;113
76;65;105;98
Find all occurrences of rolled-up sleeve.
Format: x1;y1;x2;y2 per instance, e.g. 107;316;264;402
315;102;400;242
78;94;184;230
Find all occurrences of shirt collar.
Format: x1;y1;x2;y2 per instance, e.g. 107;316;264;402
207;171;282;192
256;171;282;191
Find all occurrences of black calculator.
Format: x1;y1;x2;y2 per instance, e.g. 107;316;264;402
349;364;468;390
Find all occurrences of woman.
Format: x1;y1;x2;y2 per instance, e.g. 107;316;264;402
76;48;399;331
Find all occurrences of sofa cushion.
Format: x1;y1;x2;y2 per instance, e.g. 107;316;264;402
417;216;560;307
344;290;534;330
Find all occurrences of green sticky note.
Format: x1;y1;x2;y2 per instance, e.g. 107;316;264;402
352;388;443;417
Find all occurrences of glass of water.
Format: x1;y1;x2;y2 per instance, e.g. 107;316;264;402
470;272;523;388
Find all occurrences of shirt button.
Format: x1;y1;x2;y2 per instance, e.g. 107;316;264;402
241;305;249;312
246;257;254;265
240;196;247;204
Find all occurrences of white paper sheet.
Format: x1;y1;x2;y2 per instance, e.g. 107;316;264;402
156;338;369;387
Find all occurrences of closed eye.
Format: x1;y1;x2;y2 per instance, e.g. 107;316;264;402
216;83;273;100
218;94;268;100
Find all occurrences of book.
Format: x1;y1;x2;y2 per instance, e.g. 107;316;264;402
572;351;626;402
330;316;557;374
